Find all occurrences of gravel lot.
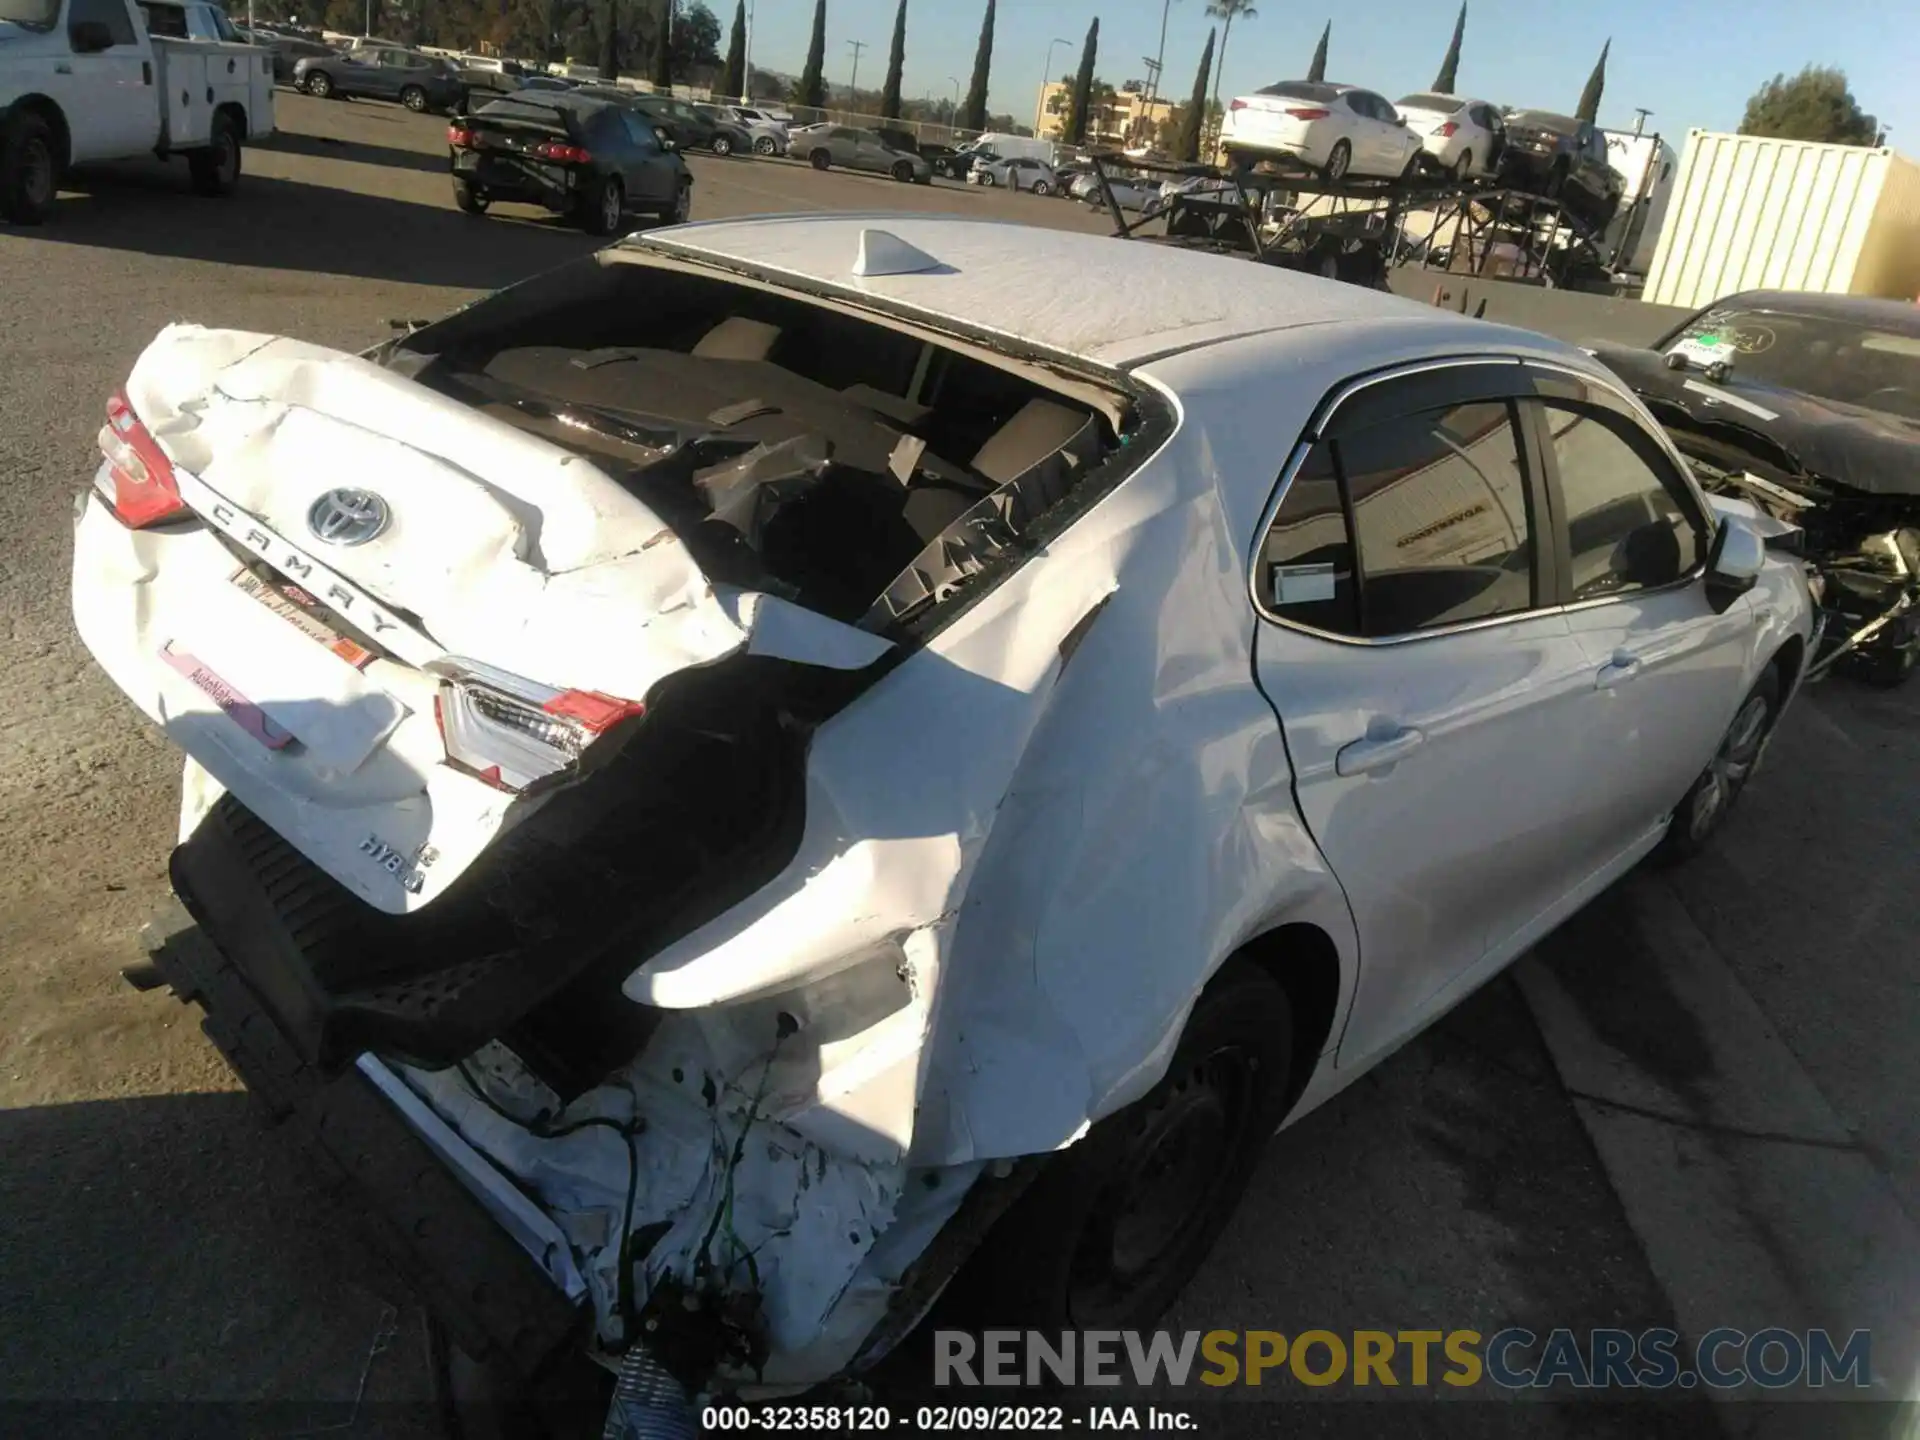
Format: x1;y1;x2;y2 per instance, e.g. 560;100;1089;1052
3;91;1906;1438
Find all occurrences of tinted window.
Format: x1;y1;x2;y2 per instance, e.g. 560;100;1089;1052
135;0;185;37
1397;93;1458;111
1259;444;1360;636
1338;401;1536;635
1541;402;1702;599
1255;81;1341;102
620;110;659;151
210;4;239;40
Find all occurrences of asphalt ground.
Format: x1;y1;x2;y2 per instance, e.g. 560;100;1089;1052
3;90;1908;1439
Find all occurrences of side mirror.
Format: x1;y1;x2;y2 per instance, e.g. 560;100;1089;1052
654;128;677;151
70;19;114;51
1704;515;1765;613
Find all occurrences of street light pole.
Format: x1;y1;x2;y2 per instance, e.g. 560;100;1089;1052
742;0;754;101
1149;0;1176;106
1038;36;1070;133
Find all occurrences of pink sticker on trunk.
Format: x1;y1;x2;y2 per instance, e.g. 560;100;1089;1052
159;643;294;750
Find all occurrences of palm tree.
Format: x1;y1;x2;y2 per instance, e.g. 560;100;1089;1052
1204;0;1257;116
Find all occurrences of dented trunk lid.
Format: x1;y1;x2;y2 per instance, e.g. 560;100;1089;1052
72;325;876;914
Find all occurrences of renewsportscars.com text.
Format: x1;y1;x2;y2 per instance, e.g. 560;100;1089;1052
933;1328;1873;1391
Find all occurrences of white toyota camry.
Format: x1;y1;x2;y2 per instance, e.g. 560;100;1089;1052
73;215;1814;1405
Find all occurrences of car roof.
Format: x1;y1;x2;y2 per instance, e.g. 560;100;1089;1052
633;213;1551;367
1710;291;1920;334
1510;110;1582;130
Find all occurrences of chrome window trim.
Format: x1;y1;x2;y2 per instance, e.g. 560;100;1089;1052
1247;352;1717;647
1245;353;1547;647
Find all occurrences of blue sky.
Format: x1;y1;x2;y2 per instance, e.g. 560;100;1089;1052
738;0;1916;148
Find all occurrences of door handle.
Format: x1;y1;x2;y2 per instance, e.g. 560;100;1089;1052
1336;724;1426;777
1595;650;1643;689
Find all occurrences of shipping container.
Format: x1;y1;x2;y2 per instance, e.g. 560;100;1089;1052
1644;132;1920;308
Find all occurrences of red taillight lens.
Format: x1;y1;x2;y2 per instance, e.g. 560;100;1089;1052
1286;106;1331;120
1228;99;1248;113
433;661;643;793
1434;121;1458;137
96;390;188;529
533;141;592;164
447;125;476;148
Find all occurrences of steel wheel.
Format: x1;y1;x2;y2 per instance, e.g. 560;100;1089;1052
306;70;332;98
600;178;623;233
752;135;776;155
711;133;733;156
401;85;427;113
1323;139;1351;181
1031;179;1051;196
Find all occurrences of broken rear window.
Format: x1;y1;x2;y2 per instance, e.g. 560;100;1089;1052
383;254;1136;634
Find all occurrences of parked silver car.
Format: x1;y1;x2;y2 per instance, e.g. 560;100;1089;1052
971;155;1061;194
704;103;787;156
786;123;932;183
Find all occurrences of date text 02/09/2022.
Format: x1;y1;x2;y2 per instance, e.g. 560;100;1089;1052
700;1404;1198;1432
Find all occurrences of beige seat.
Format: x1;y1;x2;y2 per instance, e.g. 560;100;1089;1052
968;398;1089;484
691;316;782;361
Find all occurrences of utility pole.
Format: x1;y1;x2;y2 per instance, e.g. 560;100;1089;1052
1149;0;1174;105
1632;107;1652;137
743;0;754;100
846;38;868;101
1038;36;1070;132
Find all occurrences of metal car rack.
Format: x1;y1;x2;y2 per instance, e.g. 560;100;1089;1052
1088;150;1616;289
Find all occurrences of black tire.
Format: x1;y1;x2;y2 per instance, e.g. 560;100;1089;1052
1453;149;1473;180
959;958;1294;1332
656;179;691;224
0;110;60;225
1401;150;1423;180
578;174;623;235
1322;138;1352;182
890;159;914;183
711;133;734;156
305;69;333;99
1031;179;1052;196
1545;158;1569;199
400;85;428;114
977;168;996;186
1655;664;1783;865
752;135;776;156
808;148;830;171
187;113;242;197
452;177;489;215
1861;642;1918;689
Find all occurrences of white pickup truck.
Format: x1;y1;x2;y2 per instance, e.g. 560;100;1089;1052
0;0;274;223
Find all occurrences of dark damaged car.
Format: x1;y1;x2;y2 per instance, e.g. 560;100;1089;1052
1591;290;1920;685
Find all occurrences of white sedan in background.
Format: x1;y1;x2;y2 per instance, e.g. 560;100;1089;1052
1222;79;1425;181
73;216;1812;1408
1394;92;1507;178
971;155;1061;194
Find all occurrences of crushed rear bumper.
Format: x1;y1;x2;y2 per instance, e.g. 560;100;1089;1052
139;898;586;1380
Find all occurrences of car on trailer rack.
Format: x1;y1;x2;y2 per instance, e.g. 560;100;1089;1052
1393;93;1507;179
1496;110;1624;229
1221;81;1426;181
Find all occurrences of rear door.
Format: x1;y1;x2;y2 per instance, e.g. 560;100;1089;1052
1522;366;1750;865
613;108;676;207
1250;360;1600;1064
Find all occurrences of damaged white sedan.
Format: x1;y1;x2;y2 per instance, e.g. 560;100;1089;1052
76;215;1814;1405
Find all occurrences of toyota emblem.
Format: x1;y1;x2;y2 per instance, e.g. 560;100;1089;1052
306;489;391;547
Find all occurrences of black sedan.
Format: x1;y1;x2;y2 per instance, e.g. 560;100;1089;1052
448;93;692;235
294;46;465;114
1592;290;1920;685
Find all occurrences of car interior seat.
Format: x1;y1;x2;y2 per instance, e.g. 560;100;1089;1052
691;317;782;361
900;398;1091;541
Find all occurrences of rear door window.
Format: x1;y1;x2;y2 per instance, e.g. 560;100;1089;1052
1537;401;1705;601
1340;401;1537;635
1258;443;1360;636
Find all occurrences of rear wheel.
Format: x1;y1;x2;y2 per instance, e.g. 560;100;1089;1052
0;111;60;225
578;174;623;235
1655;665;1781;865
657;178;692;224
957;959;1294;1332
187;113;242;196
1322;138;1352;182
752;135;776;155
400;85;428;113
977;168;997;186
1453;149;1474;180
452;177;489;215
1031;179;1052;196
808;148;830;170
305;70;333;99
890;159;914;183
711;133;734;156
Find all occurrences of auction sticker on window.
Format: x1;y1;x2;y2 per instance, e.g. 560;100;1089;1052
1666;331;1737;369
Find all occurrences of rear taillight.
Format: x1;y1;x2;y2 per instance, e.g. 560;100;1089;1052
447;125;476;148
533;141;593;164
1286;106;1331;120
95;391;188;529
432;659;643;793
1229;99;1248;113
1434;121;1458;137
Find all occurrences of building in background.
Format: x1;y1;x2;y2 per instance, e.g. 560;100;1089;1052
1034;78;1176;152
